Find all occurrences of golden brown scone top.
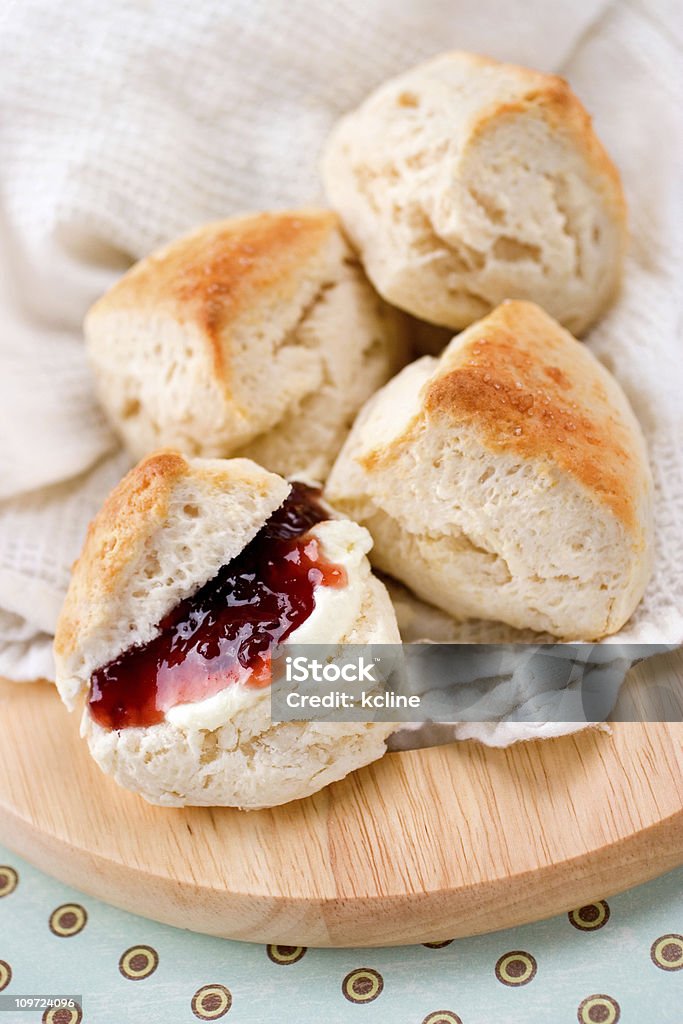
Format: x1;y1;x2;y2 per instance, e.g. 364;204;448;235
86;209;340;377
55;451;185;662
54;451;287;668
371;301;647;532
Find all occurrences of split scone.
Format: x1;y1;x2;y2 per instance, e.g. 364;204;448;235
326;301;653;641
85;210;409;480
53;452;400;808
323;51;626;336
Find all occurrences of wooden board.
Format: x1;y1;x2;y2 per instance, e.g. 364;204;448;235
0;652;682;948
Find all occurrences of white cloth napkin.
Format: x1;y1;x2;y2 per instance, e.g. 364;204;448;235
1;0;681;713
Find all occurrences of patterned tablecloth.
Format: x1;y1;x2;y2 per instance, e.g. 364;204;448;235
0;844;680;1023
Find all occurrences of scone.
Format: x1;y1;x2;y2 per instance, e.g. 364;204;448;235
53;452;400;808
85;209;409;480
322;51;626;335
326;301;653;641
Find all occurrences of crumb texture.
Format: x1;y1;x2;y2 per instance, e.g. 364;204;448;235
326;302;653;640
85;209;409;480
323;51;626;334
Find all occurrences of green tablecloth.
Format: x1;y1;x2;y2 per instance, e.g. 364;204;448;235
0;844;680;1022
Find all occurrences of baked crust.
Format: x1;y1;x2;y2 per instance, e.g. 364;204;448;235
84;209;408;477
423;302;641;531
86;210;339;384
460;52;625;220
361;302;647;534
54;451;289;700
323;50;627;335
327;301;653;640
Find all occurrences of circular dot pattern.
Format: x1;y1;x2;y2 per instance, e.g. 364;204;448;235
0;861;677;1018
266;945;307;965
0;961;11;992
191;984;232;1020
577;994;620;1023
41;1005;83;1024
118;945;159;981
48;904;87;938
0;867;18;899
495;950;537;986
568;901;610;931
422;1012;463;1024
342;968;384;1004
650;933;683;971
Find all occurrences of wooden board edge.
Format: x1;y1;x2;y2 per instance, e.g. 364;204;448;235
2;797;681;947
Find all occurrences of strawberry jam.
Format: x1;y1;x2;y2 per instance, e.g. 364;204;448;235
89;484;346;730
